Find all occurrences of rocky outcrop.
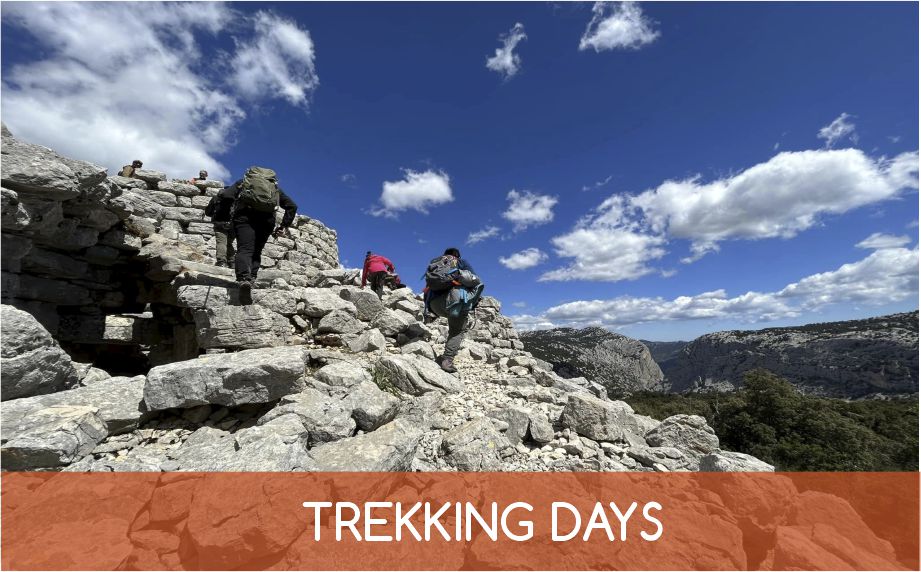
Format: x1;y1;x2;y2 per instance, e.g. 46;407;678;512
520;326;665;395
1;304;79;400
661;311;919;397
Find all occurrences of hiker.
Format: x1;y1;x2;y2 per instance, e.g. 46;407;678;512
189;170;208;184
226;167;297;302
361;251;396;299
204;184;237;268
119;159;143;178
424;247;484;373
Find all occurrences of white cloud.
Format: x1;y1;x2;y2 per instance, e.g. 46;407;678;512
582;175;613;191
817;112;858;148
230;11;318;107
1;2;319;181
486;23;527;79
466;226;501;245
503;190;558;230
579;1;660;52
513;241;919;330
511;301;528;308
371;169;453;217
856;233;911;250
340;173;357;186
499;248;549;270
541;226;667;281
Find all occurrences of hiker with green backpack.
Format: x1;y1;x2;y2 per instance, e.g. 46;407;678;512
227;166;298;302
423;247;484;373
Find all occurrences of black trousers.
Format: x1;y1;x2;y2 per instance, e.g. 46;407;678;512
368;271;388;298
233;212;275;281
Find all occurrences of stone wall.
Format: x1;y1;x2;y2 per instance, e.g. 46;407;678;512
1;124;342;372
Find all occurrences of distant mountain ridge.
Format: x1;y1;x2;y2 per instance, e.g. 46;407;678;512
661;311;919;398
519;326;665;395
522;311;918;399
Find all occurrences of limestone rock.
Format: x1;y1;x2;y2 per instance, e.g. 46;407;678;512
301;288;356;318
371;308;414;337
345;381;400;431
559;394;649;445
440;417;508;471
400;340;435;360
1;304;79;400
317;309;364;335
700;451;775;472
193;305;290;349
347;328;386;353
339;289;383;322
144;346;308;410
375;354;463;395
645;414;719;462
314;361;371;388
1;405;107;470
2;375;148;436
258;388;356;446
308;419;421;471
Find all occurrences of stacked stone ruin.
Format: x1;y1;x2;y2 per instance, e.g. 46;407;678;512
1;125;774;474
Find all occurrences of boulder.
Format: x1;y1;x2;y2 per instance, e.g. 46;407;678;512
527;411;554;444
301;288;356;318
193;305;290;349
314;361;371;388
400;340;435;360
645;414;719;462
308;419;422;471
340;289;384;322
144;346;308;410
168;420;314;471
317;309;364;335
374;354;463;395
251;289;299;316
559;394;649;445
371;308;414;337
347;328;386;353
1;304;80;400
1;131;108;200
440;417;508;471
1;405;107;470
488;406;531;445
345;381;400;431
258;388;356;446
175;285;231;309
2;375;148;435
700;451;774;472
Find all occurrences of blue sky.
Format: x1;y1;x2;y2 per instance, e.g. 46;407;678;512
2;2;918;340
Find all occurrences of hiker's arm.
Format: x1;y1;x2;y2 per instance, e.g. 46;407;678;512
360;259;370;287
382;256;395;272
277;189;298;228
458;259;476;274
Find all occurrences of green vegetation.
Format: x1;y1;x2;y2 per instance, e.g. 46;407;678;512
627;369;918;471
371;366;401;397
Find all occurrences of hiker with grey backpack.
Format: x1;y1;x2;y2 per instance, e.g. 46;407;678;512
227;166;298;303
423;247;484;373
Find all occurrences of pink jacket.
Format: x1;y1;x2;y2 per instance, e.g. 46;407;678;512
362;254;394;287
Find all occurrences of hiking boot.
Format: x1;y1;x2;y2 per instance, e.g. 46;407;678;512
440;357;457;374
238;280;253;305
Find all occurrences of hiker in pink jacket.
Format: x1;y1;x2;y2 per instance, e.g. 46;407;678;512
361;251;396;299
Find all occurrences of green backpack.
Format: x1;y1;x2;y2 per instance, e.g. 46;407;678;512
238;166;280;213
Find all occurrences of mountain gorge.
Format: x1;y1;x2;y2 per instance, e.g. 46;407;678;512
521;312;919;399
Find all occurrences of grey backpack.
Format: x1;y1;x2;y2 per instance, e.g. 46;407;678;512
238;166;279;213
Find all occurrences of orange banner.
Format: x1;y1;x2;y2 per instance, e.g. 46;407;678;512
2;472;918;570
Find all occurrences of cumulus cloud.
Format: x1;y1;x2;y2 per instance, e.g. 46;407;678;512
513;240;919;330
371;169;453;217
579;1;660;52
486;23;527;79
466;226;501;245
545;148;920;278
1;2;319;180
230;11;319;107
817;113;858;148
541;226;667;281
856;233;911;250
503;190;558;231
499;248;549;270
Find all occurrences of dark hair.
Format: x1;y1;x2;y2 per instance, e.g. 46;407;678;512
444;247;460;258
366;251;372;257
132;160;143;167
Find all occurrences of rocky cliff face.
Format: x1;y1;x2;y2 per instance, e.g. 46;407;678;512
661;312;919;397
519;327;665;395
1;126;767;475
